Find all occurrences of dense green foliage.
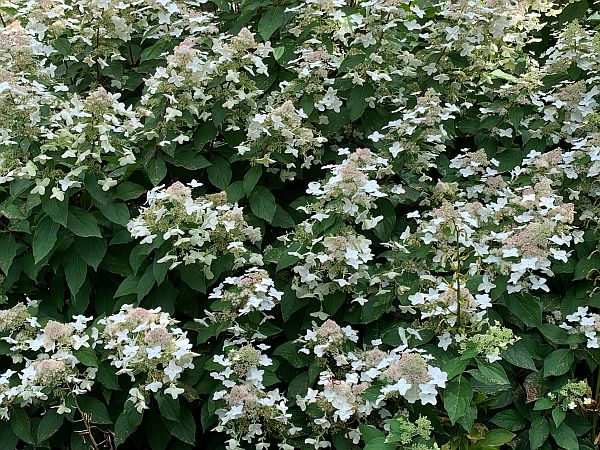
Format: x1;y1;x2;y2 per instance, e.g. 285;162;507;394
0;0;599;449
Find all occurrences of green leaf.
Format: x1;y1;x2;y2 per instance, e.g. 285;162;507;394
115;274;140;298
258;6;284;41
114;406;143;446
574;253;600;280
42;196;68;227
442;376;473;425
472;429;515;449
473;361;510;386
348;83;374;121
147;159;167;186
361;292;393;323
274;341;311;368
157;394;180;422
146;409;170;450
115;182;147;201
442;357;471;380
165;407;196;445
359;424;385;443
64;252;87;296
533;397;554;410
33;216;60;263
67;207;102;238
226;181;245;203
37;409;63;443
10;409;34;444
280;284;309;321
179;264;206;292
97;363;120;391
373;198;396;241
99;202;130;226
74;347;98;367
530;417;550;450
543;349;574;377
77;396;112;424
339;54;365;73
53;37;71;56
490;410;526;431
0;234;17;274
502;340;537;371
271;205;295;228
207;156;232;190
363;437;396;450
137;265;155;301
74;237;107;271
243;166;262;194
491;69;517;82
0;421;18;450
551;422;578;450
249;186;276;222
553;407;566;427
164;151;211;170
503;293;542;327
140;40;168;62
273;46;285;60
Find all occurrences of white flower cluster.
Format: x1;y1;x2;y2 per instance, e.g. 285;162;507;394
560;306;600;349
409;283;492;349
14;0;195;67
298;319;358;358
0;84;142;197
295;321;447;442
402;148;580;294
289;230;373;300
236;100;327;180
303;148;397;229
196;268;283;341
141;28;272;147
127;182;262;277
373;89;460;179
99;304;197;412
0;302;98;418
210;344;298;450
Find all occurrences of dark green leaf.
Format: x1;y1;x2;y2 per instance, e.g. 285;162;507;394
78;396;112;424
550;422;578;450
348;83;374;121
530;417;550;450
67;208;102;238
543;349;574;377
442;376;473;425
157;394;180;422
243;166;262;194
363;437;396;450
33;216;60;263
207;156;232;190
74;237;107;271
503;293;542;327
258;6;284;40
147;159;167;186
249;186;276;222
165;407;195;445
99;202;130;226
64;252;87;296
74;347;98;367
42;196;68;227
0;234;17;274
114;406;143;446
37;409;63;443
10;409;34;444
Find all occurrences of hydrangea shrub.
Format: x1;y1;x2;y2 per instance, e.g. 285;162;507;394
0;0;599;449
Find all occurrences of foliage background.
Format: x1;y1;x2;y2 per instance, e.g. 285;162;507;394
0;0;599;449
